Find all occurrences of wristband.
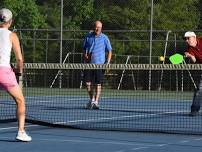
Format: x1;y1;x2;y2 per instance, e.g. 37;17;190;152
15;72;22;76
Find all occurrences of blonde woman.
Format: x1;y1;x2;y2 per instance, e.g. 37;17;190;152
0;8;31;141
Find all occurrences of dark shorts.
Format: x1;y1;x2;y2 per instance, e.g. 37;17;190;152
83;69;104;84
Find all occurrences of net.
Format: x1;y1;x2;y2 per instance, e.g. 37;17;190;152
1;63;202;135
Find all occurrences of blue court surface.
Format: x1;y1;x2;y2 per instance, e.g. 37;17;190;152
2;91;201;135
1;122;202;152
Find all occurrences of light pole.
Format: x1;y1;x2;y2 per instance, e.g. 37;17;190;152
59;0;63;88
149;0;154;91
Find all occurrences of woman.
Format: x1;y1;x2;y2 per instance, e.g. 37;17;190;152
0;8;31;141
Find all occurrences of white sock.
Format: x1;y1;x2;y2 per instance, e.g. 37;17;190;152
92;101;98;105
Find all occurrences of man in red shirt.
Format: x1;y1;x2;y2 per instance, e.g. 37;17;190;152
184;31;202;116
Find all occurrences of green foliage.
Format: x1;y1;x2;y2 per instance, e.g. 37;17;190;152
154;0;200;30
1;0;47;28
3;0;199;30
1;0;202;62
197;0;202;29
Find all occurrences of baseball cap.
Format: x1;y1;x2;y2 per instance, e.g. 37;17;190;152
184;31;196;38
0;8;13;24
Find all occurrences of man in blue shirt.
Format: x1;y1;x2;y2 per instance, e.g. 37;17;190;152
83;20;112;109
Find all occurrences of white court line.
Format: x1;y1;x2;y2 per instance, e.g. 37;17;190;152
101;107;189;113
53;110;188;125
194;138;202;141
23;138;161;147
0;136;186;152
0;124;168;149
0;124;39;131
0;124;201;152
24;96;92;104
0;136;166;152
25;96;190;113
132;146;150;150
25;98;188;113
179;140;190;143
115;150;125;152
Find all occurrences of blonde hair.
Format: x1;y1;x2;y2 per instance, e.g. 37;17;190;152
0;8;13;25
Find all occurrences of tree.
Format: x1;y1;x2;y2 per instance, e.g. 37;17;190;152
36;0;60;28
197;0;202;29
1;0;48;62
89;0;200;60
1;0;47;28
2;0;201;63
64;0;94;29
153;0;200;30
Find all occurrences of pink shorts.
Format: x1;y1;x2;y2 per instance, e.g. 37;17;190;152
0;66;18;91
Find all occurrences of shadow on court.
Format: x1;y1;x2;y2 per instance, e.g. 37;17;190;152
0;122;202;152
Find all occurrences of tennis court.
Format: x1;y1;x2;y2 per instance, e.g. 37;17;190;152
1;63;202;134
1;89;198;132
1;63;202;152
1;1;202;151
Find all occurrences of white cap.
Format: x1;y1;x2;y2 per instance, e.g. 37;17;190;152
0;8;13;24
184;31;196;38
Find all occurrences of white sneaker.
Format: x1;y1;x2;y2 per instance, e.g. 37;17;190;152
85;98;95;109
91;102;99;110
16;131;32;142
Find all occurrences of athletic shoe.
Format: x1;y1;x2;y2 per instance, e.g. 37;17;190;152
16;131;32;142
91;102;99;110
189;111;199;117
85;101;92;109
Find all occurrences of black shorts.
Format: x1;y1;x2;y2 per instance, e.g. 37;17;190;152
83;69;104;84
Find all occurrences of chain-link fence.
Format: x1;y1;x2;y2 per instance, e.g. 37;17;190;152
16;29;201;64
6;0;202;63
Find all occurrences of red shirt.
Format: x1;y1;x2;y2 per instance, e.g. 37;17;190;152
186;38;202;63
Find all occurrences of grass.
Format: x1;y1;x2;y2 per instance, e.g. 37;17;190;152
22;87;194;101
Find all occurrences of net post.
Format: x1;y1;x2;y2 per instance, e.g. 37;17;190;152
117;55;131;90
158;30;172;91
50;53;70;88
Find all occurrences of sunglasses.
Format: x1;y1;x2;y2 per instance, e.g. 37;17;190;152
183;37;190;40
